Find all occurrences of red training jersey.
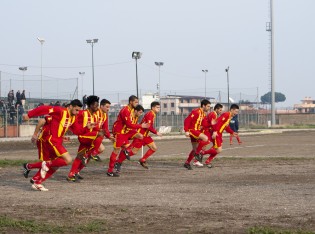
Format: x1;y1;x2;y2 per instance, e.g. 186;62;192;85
112;105;141;134
27;105;85;140
139;110;157;136
202;111;218;131
95;109;111;139
184;108;206;132
212;112;234;134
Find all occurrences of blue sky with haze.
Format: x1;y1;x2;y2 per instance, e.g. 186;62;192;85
0;0;314;107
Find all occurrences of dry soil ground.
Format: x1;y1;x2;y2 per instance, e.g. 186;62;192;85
0;130;314;233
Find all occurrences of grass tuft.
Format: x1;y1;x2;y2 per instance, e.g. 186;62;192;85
0;215;108;233
248;226;314;234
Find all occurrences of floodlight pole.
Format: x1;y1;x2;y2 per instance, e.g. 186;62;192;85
37;37;45;99
155;62;164;126
86;39;98;95
79;72;85;98
202;69;208;99
132;52;142;98
225;66;230;109
19;67;27;90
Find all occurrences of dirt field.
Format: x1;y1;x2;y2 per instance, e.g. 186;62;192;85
0;130;314;233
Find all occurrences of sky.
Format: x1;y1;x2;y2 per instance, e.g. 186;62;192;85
0;0;314;108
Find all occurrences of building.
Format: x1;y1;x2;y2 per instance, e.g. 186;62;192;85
159;95;215;115
294;97;315;113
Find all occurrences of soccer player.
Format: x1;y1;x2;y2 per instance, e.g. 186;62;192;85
22;99;88;191
67;95;105;182
229;114;242;145
203;104;240;168
107;95;149;177
193;103;223;167
183;99;211;170
115;101;162;171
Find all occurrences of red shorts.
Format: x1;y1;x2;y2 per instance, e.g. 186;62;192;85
189;129;202;143
77;132;98;154
132;136;154;148
37;138;51;161
211;133;223;148
45;136;68;158
114;130;138;148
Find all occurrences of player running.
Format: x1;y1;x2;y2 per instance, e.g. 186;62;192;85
107;95;149;177
193;103;223;167
115;101;162;172
183;99;211;170
203;104;240;168
22;99;89;191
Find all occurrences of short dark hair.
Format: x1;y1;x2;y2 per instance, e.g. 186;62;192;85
134;104;144;112
87;95;99;107
151;101;160;109
230;104;239;110
100;99;111;106
129;95;138;102
201;99;211;107
214;103;223;110
70;99;83;107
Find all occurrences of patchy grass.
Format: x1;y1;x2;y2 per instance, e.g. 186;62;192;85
0;159;30;167
0;216;109;233
248;226;314;234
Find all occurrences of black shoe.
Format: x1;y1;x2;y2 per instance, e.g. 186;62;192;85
205;163;213;168
184;163;192;170
123;149;130;160
114;162;122;173
139;161;149;169
194;152;203;162
75;173;84;180
91;155;102;162
81;156;88;167
107;172;120;177
67;176;77;182
23;163;31;178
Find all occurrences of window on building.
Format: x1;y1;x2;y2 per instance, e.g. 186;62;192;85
164;103;167;108
171;103;174;107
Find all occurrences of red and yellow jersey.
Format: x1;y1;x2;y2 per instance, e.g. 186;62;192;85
27;105;84;140
139;110;157;136
202;111;218;131
95;109;110;138
76;109;98;131
212;112;234;134
112;105;141;134
184;108;206;132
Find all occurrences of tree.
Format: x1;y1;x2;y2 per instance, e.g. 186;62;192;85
260;92;286;104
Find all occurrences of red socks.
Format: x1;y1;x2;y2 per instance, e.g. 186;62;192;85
46;157;68;168
195;140;210;154
185;150;195;164
27;161;43;169
140;149;155;163
68;158;82;177
204;148;218;164
108;152;118;173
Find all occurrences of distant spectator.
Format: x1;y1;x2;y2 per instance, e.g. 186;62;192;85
17;104;24;124
7;90;14;106
54;101;61;106
9;105;16;125
229;114;242;145
16;90;21;103
21;90;26;106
